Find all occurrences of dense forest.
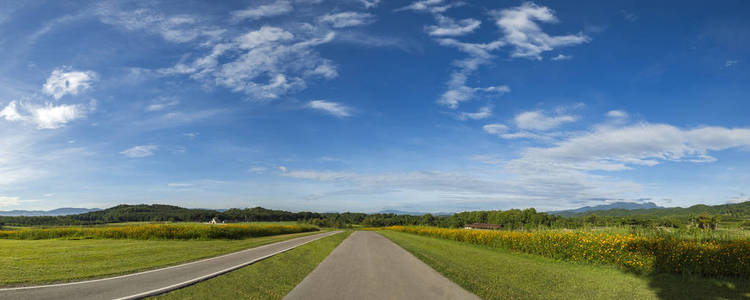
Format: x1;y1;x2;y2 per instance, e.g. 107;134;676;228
1;201;748;230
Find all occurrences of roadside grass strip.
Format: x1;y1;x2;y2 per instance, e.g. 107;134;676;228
150;231;352;300
0;231;325;286
379;230;750;300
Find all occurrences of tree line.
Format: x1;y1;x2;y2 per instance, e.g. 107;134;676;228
0;203;737;230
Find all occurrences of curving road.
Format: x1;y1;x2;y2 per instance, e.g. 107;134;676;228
0;231;341;300
284;231;480;300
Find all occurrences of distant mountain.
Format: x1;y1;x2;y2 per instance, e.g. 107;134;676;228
0;207;101;216
549;202;663;217
378;209;453;216
555;201;750;219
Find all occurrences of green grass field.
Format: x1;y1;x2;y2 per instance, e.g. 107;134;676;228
0;230;325;286
151;231;351;300
379;230;750;300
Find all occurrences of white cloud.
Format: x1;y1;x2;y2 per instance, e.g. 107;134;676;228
276;119;750;210
162;26;336;100
551;54;572;61
0;196;19;207
492;3;589;60
725;60;739;67
606;110;628;118
42;67;96;100
514;110;576;130
359;0;380;8
0;101;25;121
435;37;508;108
30;104;82;129
512;123;750;173
120;145;159;158
95;1;223;43
458;106;492;120
319;12;375;28
424;3;587;109
1;101;84;129
483;123;508;136
397;0;460;14
307;100;353;118
232;0;293;21
426;15;480;36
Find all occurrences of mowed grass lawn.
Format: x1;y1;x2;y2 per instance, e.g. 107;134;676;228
152;231;351;300
0;230;325;286
379;230;750;300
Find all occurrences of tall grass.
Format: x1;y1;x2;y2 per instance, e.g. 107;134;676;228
0;224;318;240
386;226;750;277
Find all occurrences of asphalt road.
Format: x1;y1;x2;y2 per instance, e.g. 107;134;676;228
0;230;341;300
284;231;480;300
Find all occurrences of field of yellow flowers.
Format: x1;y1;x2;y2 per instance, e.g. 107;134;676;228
386;226;750;277
0;223;318;240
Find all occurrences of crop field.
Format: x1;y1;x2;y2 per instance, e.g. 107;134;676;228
386;226;750;277
380;230;750;300
0;230;325;286
0;223;318;240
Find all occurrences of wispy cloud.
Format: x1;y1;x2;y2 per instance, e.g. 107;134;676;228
95;1;222;43
482;109;577;140
426;15;480;37
725;60;739;67
606;110;628;118
146;97;179;112
483;123;509;136
551;54;572;61
120;145;159;158
491;3;589;60
307;100;353;118
397;0;461;14
359;0;381;9
458;105;492;120
161;25;336;100
399;2;587;111
319;12;376;28
514;110;577;131
232;0;293;21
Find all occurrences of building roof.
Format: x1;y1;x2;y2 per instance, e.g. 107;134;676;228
465;223;503;229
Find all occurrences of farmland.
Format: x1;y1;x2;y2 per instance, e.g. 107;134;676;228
385;225;750;277
0;229;324;286
0;223;318;240
380;230;750;300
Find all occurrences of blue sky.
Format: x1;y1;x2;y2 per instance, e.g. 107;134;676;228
1;0;749;212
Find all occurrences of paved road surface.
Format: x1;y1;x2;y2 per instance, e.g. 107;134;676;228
284;231;480;300
0;231;341;300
